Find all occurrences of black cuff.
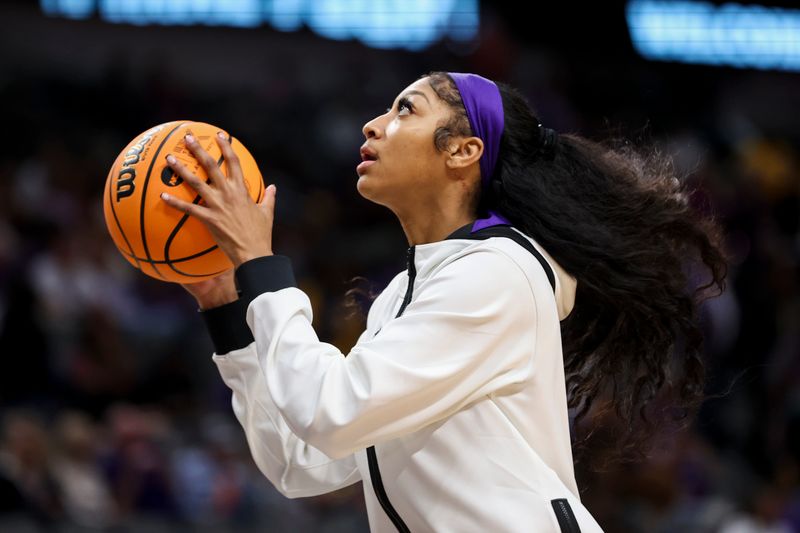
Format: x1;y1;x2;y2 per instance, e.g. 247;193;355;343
235;255;296;305
201;298;254;354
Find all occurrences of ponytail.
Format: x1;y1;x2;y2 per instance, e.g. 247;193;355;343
428;72;728;465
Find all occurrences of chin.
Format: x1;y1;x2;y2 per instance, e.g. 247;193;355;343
356;174;375;199
356;175;391;208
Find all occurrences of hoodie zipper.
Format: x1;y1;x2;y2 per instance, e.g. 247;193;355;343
366;246;415;533
364;226;559;531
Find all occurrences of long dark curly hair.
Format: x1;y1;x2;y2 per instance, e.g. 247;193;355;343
426;71;728;465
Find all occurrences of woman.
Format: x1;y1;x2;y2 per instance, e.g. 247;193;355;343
160;72;726;532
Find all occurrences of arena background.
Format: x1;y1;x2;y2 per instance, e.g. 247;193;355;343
0;1;799;531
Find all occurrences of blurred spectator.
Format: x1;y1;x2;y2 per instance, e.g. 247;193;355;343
52;411;115;529
0;2;798;531
103;404;178;523
0;410;63;526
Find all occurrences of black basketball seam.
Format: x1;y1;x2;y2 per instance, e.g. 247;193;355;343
163;140;227;278
162;193;218;275
139;122;187;280
120;245;218;264
106;158;142;270
152;267;228;279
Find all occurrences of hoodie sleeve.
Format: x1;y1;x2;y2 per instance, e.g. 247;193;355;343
205;294;362;498
237;249;539;460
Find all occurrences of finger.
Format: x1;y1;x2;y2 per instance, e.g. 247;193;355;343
183;133;225;184
260;184;277;216
214;132;244;186
160;191;213;222
166;154;217;205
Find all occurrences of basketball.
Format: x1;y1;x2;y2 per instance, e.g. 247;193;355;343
103;121;265;283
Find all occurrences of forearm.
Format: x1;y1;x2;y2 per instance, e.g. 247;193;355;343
241;251;537;460
203;295;361;497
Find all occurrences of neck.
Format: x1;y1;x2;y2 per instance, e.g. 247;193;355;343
395;205;473;246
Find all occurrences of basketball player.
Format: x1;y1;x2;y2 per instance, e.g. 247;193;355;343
160;72;726;532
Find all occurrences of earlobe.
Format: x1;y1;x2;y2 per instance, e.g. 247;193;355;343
446;137;484;170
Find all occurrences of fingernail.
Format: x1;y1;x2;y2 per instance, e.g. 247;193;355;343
160;192;170;200
184;134;195;144
166;154;176;165
217;131;226;139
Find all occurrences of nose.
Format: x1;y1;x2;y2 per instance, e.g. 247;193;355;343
362;113;385;139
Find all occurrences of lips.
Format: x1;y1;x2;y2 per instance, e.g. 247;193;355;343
357;145;378;175
360;145;378;162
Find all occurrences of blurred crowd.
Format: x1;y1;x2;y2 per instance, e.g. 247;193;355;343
1;4;799;532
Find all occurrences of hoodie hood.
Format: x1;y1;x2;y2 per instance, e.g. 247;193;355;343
410;222;577;321
510;228;577;320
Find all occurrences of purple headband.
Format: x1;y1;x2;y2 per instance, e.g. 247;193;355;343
448;72;504;189
448;72;511;232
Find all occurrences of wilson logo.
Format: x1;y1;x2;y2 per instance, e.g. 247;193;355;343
116;125;164;202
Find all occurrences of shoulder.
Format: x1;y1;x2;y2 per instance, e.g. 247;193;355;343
419;245;537;317
465;236;559;302
439;244;531;285
436;238;546;295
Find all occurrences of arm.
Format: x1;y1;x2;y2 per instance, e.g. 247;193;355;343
236;249;539;460
202;298;362;498
162;135;537;484
162;133;362;496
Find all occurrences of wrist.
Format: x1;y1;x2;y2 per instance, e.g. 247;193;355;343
232;250;273;269
235;255;296;304
196;290;239;311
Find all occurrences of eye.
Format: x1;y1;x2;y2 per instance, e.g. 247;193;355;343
385;97;414;116
397;97;413;115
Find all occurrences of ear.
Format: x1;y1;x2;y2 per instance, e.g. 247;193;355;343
446;136;484;171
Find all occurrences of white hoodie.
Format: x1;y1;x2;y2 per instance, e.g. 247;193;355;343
204;222;604;532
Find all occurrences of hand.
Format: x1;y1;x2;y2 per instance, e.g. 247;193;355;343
181;269;238;310
160;132;276;268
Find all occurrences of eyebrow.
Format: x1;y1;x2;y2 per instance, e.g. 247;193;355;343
399;90;430;105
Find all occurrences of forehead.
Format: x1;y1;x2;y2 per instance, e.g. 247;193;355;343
395;78;434;101
401;77;431;93
394;77;449;113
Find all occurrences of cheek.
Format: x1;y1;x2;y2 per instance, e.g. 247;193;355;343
386;126;437;175
385;120;399;137
405;142;442;186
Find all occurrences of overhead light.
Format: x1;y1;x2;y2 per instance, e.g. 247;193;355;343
627;0;800;72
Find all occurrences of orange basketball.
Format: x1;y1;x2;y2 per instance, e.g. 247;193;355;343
103;121;265;283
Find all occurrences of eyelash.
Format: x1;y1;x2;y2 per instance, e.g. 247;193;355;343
386;97;413;114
